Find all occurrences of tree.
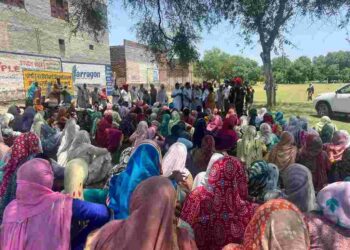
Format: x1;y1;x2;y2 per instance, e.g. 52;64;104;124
194;48;262;82
272;56;292;83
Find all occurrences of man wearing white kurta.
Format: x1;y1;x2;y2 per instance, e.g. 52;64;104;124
171;83;183;111
182;82;192;109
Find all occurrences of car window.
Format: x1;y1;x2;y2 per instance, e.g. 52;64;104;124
339;85;350;94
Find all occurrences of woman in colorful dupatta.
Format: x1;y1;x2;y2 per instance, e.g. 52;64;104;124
328;148;350;183
0;132;42;222
259;123;280;151
223;199;310;250
268;131;298;173
306;182;350;249
297;133;331;191
237;126;264;168
247;160;281;202
192;135;215;176
180;156;259;250
25;82;37;106
0;159;110;250
282;164;317;212
206;113;223;133
129;121;148;147
324;130;350;163
88;176;197;250
108;140;162;219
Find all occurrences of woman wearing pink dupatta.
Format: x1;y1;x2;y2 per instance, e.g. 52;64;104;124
89;176;197;250
0;159;73;250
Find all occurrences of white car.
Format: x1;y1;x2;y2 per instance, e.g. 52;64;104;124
314;84;350;117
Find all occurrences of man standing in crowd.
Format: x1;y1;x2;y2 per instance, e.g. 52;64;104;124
150;84;157;105
245;81;255;111
230;77;246;116
91;87;99;106
121;84;131;107
202;83;209;109
156;84;168;105
182;82;192;109
216;84;224;111
192;84;202;110
112;85;121;105
77;84;89;108
223;80;231;113
130;85;138;103
143;90;151;105
307;83;315;101
171;82;183;111
138;84;145;101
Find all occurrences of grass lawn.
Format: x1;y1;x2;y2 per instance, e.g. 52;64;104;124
252;83;349;131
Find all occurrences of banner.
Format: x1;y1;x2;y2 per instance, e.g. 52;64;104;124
105;65;113;95
23;70;73;96
62;63;106;87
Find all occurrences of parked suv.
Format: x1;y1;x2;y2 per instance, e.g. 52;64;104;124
314;84;350;117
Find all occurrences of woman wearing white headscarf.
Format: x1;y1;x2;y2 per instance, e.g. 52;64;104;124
129;121;148;147
237;126;264;167
30;112;46;138
67;130;112;185
57;118;80;167
162;142;193;191
192;153;223;190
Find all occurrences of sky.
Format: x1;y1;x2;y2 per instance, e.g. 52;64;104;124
108;3;350;64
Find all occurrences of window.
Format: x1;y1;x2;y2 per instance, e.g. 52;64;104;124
0;0;25;8
89;45;94;50
56;0;63;7
339;85;350;94
50;0;69;21
59;39;65;57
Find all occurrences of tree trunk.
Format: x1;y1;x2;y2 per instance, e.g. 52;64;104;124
261;49;275;108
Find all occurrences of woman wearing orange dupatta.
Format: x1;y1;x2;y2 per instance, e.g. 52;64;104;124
88;176;197;250
268;131;298;174
324;131;350;163
223;199;310;250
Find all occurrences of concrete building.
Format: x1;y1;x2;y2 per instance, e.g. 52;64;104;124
110;40;193;89
0;0;112;101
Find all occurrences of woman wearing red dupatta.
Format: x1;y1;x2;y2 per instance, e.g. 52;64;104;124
180;156;259;250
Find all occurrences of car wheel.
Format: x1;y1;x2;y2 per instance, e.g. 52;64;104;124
317;102;331;117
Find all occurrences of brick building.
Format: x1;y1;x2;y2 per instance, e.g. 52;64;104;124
0;0;112;101
110;40;193;89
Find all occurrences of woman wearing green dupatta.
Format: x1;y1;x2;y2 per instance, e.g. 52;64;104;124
168;111;181;133
315;116;337;133
159;113;171;137
259;123;280;151
237;125;264;167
